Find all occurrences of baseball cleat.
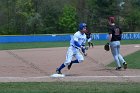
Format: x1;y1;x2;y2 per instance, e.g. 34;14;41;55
116;67;122;70
68;62;72;70
56;68;62;74
123;62;127;69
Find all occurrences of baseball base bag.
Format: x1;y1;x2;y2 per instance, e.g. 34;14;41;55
104;43;110;51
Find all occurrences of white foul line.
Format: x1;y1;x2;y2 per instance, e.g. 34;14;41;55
0;75;140;79
69;76;140;78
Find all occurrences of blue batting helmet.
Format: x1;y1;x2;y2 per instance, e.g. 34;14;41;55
79;23;87;30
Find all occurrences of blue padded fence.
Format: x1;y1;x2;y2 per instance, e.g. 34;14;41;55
0;33;139;43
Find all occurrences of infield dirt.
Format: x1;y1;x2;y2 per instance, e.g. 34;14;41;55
0;44;139;82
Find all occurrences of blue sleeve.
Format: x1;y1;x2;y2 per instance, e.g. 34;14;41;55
74;41;81;47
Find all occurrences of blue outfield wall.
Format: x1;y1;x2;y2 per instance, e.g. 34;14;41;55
93;33;140;40
0;35;71;43
0;32;140;43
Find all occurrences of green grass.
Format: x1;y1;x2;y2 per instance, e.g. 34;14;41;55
0;82;140;93
0;42;69;50
0;40;139;50
108;50;140;69
121;40;140;44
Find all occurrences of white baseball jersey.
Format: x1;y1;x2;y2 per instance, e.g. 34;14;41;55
64;31;87;66
70;31;87;47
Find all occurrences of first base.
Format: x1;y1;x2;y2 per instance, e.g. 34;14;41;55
50;74;65;78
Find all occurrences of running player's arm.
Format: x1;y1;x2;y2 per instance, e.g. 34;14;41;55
73;33;86;52
74;41;81;48
81;37;87;54
74;40;87;55
74;40;86;55
73;36;85;49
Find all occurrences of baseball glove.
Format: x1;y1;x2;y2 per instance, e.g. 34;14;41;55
104;43;110;51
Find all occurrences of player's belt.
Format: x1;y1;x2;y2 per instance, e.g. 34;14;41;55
71;45;79;49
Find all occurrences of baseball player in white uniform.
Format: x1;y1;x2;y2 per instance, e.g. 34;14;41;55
56;23;87;74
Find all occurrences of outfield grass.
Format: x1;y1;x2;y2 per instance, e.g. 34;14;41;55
108;50;140;69
0;42;69;50
0;82;140;93
0;40;139;50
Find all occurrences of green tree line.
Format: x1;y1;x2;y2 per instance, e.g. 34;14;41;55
0;0;140;35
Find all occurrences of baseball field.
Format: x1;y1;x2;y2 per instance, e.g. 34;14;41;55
0;40;140;93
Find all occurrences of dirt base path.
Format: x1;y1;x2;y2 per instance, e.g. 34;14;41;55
0;44;139;82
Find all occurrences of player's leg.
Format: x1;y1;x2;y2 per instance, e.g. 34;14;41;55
117;42;127;69
88;42;90;47
68;50;84;70
68;59;79;70
118;53;127;69
89;38;93;47
56;47;73;74
110;42;121;70
90;42;93;47
87;39;91;47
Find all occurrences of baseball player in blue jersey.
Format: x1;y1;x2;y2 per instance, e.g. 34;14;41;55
56;23;87;74
108;17;127;70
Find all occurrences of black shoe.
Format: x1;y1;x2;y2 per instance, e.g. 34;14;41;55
116;67;122;70
68;62;73;70
56;68;62;74
123;62;127;69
